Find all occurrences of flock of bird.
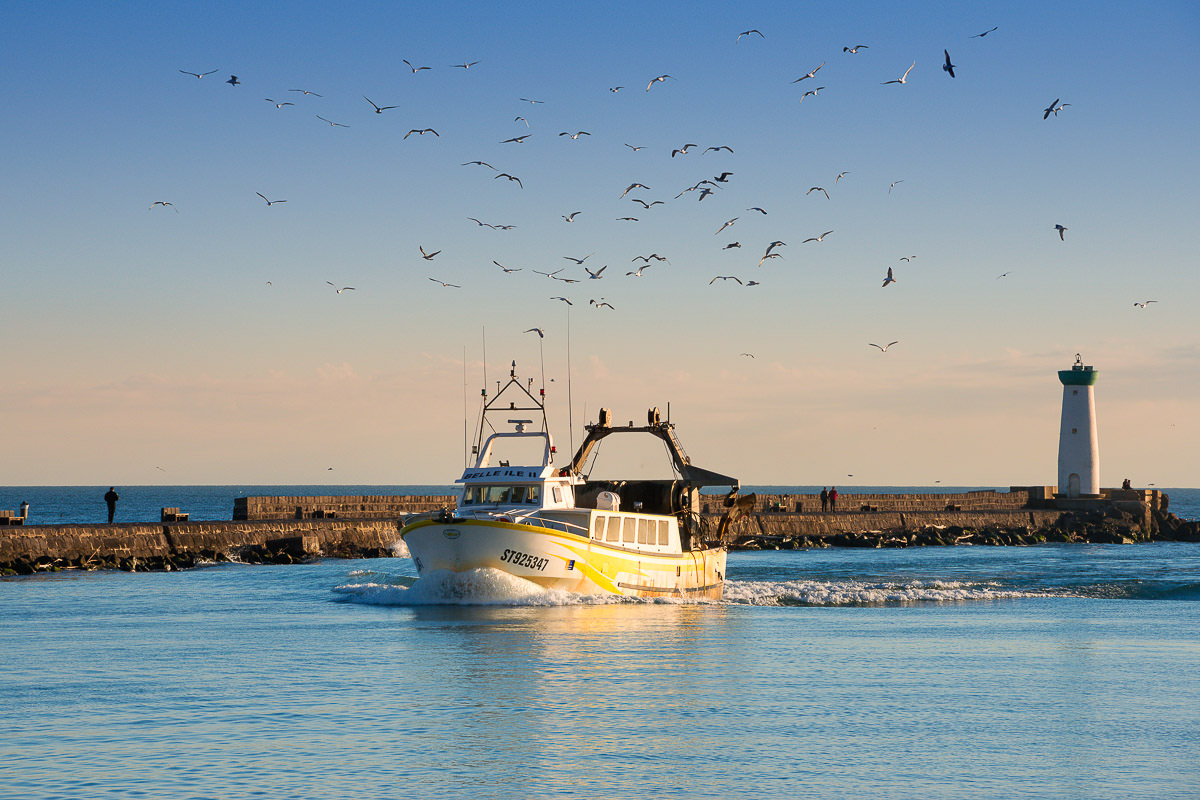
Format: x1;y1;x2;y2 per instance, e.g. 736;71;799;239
155;23;1153;363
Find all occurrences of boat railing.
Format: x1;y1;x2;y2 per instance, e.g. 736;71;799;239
453;508;589;538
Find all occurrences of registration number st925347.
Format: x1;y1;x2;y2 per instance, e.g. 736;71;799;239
500;549;549;572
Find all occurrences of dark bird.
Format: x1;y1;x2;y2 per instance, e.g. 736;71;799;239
462;160;496;169
710;275;743;285
467;217;493;228
704;145;734;154
494;261;522;273
889;180;904;194
1055;224;1068;240
148;201;177;212
844;45;869;53
500;135;531;143
869;341;900;352
714;172;734;182
316;115;349;127
289;88;323;96
746;207;767;214
428;278;461;288
365;96;397;113
256;192;286;206
793;62;824;82
807;186;830;199
551;296;573;305
1133;300;1158;309
1044;98;1070;119
737;30;764;41
420;246;441;260
525;327;544;337
494;172;523;188
943;50;956;78
403;59;431;73
723;242;741;249
881;61;915;85
609;86;623;92
616;217;639;222
589;299;615;309
179;69;217;79
404;128;439;138
520;97;544;104
226;75;240;86
882;267;896;287
740;353;756;358
971;26;999;38
646;74;673;91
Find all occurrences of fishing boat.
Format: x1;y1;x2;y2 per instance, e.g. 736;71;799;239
400;362;753;599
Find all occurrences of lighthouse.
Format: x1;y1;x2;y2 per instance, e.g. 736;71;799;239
1057;354;1100;498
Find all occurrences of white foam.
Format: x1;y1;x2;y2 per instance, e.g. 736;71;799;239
334;568;626;607
722;578;1039;606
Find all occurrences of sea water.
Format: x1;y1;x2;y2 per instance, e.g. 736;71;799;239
2;531;1199;799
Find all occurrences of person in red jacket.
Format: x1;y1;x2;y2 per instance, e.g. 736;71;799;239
829;487;838;511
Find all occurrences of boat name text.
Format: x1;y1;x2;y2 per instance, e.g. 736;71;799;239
500;549;549;572
463;468;536;479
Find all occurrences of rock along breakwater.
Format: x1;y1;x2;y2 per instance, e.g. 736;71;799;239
1;489;1197;576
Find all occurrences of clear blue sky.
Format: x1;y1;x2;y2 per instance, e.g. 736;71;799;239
3;1;1198;487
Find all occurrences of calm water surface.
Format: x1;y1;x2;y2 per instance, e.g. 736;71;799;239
3;543;1199;799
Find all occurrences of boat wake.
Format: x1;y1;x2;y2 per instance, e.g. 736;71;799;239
334;568;628;606
723;578;1043;606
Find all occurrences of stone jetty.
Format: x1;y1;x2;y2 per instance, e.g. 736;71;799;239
1;488;1197;576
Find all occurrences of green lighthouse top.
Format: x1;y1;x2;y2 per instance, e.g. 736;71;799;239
1059;353;1099;386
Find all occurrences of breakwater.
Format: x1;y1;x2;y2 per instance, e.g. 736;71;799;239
2;489;1196;575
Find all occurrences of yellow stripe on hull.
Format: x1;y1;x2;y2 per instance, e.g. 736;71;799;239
400;518;725;599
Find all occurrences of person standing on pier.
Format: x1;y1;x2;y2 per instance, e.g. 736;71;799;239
19;500;29;521
104;487;119;523
820;487;829;512
829;487;838;512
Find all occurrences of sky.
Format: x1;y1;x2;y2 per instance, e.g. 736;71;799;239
2;1;1198;488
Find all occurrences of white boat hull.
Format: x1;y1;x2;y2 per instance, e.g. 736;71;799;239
401;518;726;599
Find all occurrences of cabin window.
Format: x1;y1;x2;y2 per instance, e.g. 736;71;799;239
606;517;620;542
592;515;605;540
552;485;563;504
623;517;637;543
637;519;650;544
464;484;539;505
658;520;669;546
525;486;540;504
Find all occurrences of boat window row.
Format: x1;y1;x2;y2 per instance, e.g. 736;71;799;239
591;514;670;546
463;485;541;505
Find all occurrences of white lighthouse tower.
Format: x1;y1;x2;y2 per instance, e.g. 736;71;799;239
1057;354;1100;498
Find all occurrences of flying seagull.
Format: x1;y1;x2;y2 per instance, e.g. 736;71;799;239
316;115;349;127
882;267;896;287
589;298;615;309
844;45;869;53
404;128;439;138
226;75;240;86
403;59;431;73
364;96;397;113
646;74;673;91
494;172;523;187
1133;300;1158;309
624;144;645;151
500;134;531;143
626;265;650;277
705;145;734;154
616;217;639;222
835;171;850;183
428;278;461;288
620;183;651;198
889;180;904;194
793;62;825;82
1055;224;1068;240
740;353;756;358
559;131;590;139
326;282;355;294
265;98;294;108
802;230;834;243
899;255;917;262
451;61;480;69
562;254;593;264
148;201;177;212
631;198;664;209
715;217;738;235
289;88;323;96
609;86;623;92
746;207;767;214
525;327;544;338
514;115;529;126
562;211;581;222
420;245;441;260
723;242;741;249
256;192;286;206
737;30;764;41
520;97;544;104
996;272;1012;279
807;186;830;199
710;275;743;285
943;50;956;78
882;61;915;85
971;26;999;38
551;296;573;305
462;160;496;169
671;143;699;157
1043;98;1070;119
869;341;900;352
493;261;522;273
179;69;217;79
585;265;608;279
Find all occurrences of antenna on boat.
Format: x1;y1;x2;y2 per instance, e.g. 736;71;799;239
566;301;575;457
